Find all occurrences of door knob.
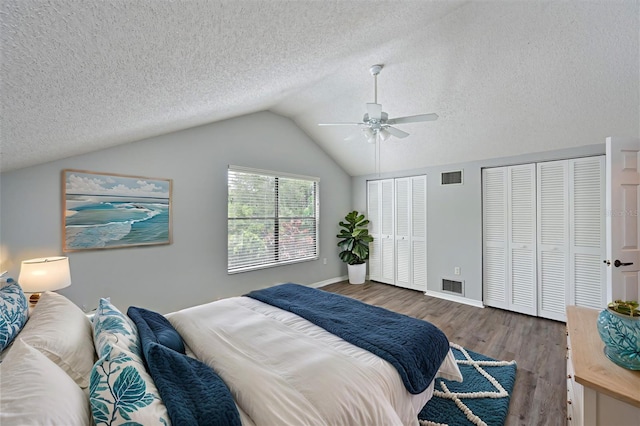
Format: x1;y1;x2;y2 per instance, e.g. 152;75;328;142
614;259;634;267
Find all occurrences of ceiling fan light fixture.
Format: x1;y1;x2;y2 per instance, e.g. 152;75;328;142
362;127;375;143
379;129;391;141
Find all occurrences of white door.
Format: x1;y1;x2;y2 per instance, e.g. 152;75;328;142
570;156;606;310
483;167;509;309
605;137;640;302
367;180;381;281
482;164;537;315
537;160;569;321
411;176;427;291
380;180;396;284
395;178;411;288
508;164;537;316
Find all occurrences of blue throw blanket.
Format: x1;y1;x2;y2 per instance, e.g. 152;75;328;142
247;283;451;394
128;307;241;426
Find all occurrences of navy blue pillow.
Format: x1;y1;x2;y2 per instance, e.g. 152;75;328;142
146;342;242;426
127;306;185;354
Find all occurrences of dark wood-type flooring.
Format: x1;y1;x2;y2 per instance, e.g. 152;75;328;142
322;281;567;426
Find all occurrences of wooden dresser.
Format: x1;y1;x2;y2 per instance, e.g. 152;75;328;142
566;306;640;425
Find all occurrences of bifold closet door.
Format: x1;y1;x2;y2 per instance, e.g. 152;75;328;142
411;176;427;291
507;164;537;316
485;157;605;320
395;178;411;288
394;176;427;291
367;179;395;284
536;157;605;321
368;176;427;290
537;160;569;321
482;164;537;315
380;180;395;284
483;167;509;309
368;180;381;281
569;156;606;310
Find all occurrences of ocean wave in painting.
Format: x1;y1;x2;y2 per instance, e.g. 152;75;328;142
65;197;170;249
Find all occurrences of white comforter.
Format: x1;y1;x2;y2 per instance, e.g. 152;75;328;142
168;296;459;426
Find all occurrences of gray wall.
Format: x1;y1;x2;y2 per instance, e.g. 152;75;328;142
352;144;606;303
0;111;351;313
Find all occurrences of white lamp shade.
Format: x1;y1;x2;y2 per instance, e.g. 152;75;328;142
362;127;375;143
379;129;391;141
18;257;71;293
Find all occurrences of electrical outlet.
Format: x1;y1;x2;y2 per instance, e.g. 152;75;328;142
454;266;461;275
323;258;327;265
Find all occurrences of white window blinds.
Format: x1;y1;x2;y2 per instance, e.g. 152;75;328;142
227;166;319;273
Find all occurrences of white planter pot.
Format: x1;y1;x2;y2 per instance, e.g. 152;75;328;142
347;263;366;284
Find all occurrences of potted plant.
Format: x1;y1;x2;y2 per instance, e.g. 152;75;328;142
337;211;373;284
597;300;640;370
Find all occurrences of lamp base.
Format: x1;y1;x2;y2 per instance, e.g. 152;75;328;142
28;293;41;305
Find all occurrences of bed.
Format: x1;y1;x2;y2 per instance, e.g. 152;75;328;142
0;280;462;426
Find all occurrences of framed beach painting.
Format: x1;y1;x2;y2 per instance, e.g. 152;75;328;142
62;169;172;251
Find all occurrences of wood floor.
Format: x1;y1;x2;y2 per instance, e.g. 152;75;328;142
322;281;567;426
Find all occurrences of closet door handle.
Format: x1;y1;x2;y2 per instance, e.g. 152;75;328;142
614;260;633;267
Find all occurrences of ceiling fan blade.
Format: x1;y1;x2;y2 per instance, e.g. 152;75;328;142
384;126;410;139
318;122;362;126
366;103;382;121
387;113;438;125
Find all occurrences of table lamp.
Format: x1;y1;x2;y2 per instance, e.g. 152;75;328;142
18;257;71;305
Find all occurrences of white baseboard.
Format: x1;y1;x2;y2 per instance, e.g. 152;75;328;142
311;276;348;288
424;290;485;308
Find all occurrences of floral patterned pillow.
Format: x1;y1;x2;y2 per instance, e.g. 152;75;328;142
90;343;170;425
0;279;28;352
92;298;141;358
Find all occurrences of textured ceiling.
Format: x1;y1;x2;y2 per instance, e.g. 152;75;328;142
1;1;638;175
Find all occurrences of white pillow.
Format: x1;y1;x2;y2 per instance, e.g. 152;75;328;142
18;291;95;388
0;339;91;426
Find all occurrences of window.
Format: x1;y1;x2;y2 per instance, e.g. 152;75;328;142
227;166;319;273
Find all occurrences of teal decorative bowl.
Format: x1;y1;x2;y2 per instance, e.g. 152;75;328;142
597;308;640;370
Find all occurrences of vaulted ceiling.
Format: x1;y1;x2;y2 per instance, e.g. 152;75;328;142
1;1;638;175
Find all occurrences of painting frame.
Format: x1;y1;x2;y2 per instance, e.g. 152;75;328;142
62;169;173;252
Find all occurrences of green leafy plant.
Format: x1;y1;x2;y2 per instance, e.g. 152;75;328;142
337;211;373;265
608;300;640;318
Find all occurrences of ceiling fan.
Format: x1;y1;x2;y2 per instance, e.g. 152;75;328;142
318;64;438;144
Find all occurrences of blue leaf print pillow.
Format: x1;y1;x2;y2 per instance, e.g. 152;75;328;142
90;343;170;425
93;298;141;358
0;279;29;352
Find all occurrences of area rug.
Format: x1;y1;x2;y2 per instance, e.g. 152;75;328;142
418;343;517;426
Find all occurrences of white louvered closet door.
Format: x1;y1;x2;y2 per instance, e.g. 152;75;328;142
395;178;411;288
508;164;537;316
367;180;381;281
570;156;606;310
483;167;509;309
411;175;427;291
380;179;396;284
537;161;569;321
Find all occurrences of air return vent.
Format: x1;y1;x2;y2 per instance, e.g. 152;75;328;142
441;170;463;185
442;278;464;295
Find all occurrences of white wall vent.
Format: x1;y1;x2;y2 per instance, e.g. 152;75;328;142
442;278;464;295
441;170;463;185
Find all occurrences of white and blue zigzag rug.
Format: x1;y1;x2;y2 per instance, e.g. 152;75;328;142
418;343;517;426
